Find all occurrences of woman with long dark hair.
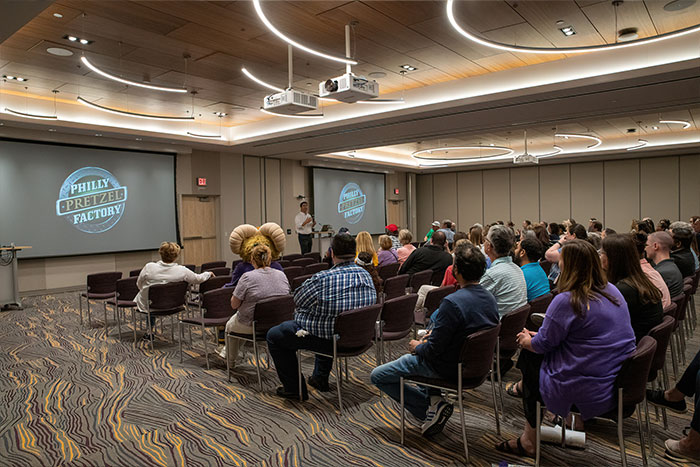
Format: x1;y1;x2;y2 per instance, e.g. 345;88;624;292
496;240;635;458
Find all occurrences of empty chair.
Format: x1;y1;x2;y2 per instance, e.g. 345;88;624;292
106;276;139;341
400;324;501;463
645;315;676;452
179;287;235;369
283;266;304;285
414;285;456;329
303;251;321;263
187;275;231;310
205;267;231;277
304;262;329;275
429;269;444;286
291;274;313;292
526;293;553;329
378;262;400;281
277;259;291;269
226;294;295;389
297;304;383;412
376;294;418;364
200;260;226;271
495;304;531;410
408;269;433;293
283;253;303;262
79;271;123;332
292;257;315;268
136;281;188;351
129;269;142;277
383;274;409;301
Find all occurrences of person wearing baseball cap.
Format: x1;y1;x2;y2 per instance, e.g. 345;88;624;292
424;221;440;242
385;224;401;250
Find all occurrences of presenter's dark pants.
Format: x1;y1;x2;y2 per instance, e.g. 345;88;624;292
298;233;313;255
267;320;334;396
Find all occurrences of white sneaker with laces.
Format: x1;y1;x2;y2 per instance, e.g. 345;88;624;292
421;399;454;437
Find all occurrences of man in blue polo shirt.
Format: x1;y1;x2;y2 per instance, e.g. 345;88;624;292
514;235;550;301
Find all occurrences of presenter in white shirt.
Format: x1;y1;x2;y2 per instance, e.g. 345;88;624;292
294;201;315;254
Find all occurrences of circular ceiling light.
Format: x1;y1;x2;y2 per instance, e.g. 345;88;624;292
446;0;700;54
664;0;696;11
53;12;63;18
555;133;602;149
47;47;74;57
618;28;639;42
368;71;387;79
412;145;514;160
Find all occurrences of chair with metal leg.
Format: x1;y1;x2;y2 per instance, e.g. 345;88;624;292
400;324;501;464
291;274;313;292
408;270;433;293
495;304;531;412
413;285;456;336
303;262;329;276
106;276;138;341
79;271;122;332
383;274;409;301
526;293;553;330
129;269;142;277
302;252;321;263
291;257;315;268
645;315;676;457
375;294;418;364
179;287;234;369
136;281;188;351
377;262;400;281
205;267;231;277
200;260;226;271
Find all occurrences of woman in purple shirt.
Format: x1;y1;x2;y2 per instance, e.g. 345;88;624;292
377;235;398;267
496;240;636;458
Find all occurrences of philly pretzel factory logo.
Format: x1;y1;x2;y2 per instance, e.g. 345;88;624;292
55;167;128;233
337;182;366;224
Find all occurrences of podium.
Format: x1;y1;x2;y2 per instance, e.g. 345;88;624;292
312;230;335;255
0;244;31;310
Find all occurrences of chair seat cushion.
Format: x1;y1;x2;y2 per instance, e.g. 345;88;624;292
228;330;266;339
141;307;184;316
181;317;231;326
105;299;136;307
406;374;488;391
81;292;114;299
380;330;411;341
337;343;373;358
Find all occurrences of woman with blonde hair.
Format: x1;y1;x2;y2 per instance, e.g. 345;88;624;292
221;244;289;365
397;229;416;266
377;235;398;267
356;231;378;266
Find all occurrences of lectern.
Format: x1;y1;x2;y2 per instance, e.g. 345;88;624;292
0;244;31;310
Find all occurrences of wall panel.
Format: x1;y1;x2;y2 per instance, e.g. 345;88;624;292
680;154;700;220
264;158;282;225
432;173;457;226
641;157;679;223
510;166;539;224
539;165;570;223
570;162;603;224
457;171;483;229
483;169;510;222
243;156;263;226
604;160;640;232
416;174;433;235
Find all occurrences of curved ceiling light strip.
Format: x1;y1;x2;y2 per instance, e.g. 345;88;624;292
536;145;564;159
555;133;602;149
659;119;691;129
186;132;221;139
77;96;194;121
419;152;514;166
260;108;324;119
252;0;357;65
446;0;700;54
80;57;187;93
241;67;284;92
412;145;514;160
626;139;649;151
356;98;405;104
4;108;58;120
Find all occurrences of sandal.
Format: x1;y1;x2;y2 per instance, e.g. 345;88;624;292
495;437;534;458
506;381;523;398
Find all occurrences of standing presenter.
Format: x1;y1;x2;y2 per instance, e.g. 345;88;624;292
295;201;315;254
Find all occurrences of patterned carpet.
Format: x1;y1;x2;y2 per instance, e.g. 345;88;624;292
0;292;697;466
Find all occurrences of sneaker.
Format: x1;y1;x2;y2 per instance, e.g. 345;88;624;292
308;375;330;392
664;439;700;463
421;400;453;437
646;389;687;413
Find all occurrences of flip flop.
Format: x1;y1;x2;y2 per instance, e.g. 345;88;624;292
495;437;534;458
505;381;523;398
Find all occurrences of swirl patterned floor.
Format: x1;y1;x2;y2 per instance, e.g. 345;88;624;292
0;292;696;466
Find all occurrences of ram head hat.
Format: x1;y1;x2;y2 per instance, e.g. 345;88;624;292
229;222;286;262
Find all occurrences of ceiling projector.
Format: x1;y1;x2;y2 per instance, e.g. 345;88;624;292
263;89;318;115
513;153;538;164
319;73;379;103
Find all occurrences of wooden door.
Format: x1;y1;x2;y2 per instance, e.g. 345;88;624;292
181;195;218;266
387;200;405;229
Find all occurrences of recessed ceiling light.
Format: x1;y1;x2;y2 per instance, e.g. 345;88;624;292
67;35;77;42
664;0;696;11
368;71;387;79
213;111;227;117
618;28;639;42
400;64;417;71
95;133;102;137
652;125;659;130
53;13;63;18
64;35;92;45
48;128;56;132
47;47;73;57
135;137;142;141
555;20;565;26
3;75;28;82
559;26;576;36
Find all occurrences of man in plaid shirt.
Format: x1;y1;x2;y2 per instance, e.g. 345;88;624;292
267;233;376;400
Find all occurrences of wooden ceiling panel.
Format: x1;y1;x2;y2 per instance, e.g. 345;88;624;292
644;0;700;33
285;1;354;17
483;23;566;65
150;70;258;98
362;1;445;27
404;45;488;79
352;37;435;76
581;1;658;43
451;0;526;33
409;16;504;60
472;52;526;72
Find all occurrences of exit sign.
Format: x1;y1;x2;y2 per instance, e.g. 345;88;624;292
394;188;399;195
197;177;207;187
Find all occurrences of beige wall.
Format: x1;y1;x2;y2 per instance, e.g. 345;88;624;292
417;154;700;236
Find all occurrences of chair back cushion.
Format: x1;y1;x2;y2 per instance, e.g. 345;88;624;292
335;304;383;350
277;260;291;269
460;324;501;380
291;274;313;292
201;261;226;271
647;315;675;376
87;271;123;294
616;336;657;406
424;285;456;318
499;304;531;352
199;275;231;294
283;254;302;262
183;264;196;272
253;295;295;332
409;270;433;292
304;263;329;275
303;252;322;262
384;274;410;300
378;262;400;281
149;281;188;310
202;287;235;319
663;302;677;319
528;293;553;315
429;269;444;286
382;294;419;333
206;267;231;277
292;258;316;268
283;266;304;284
129;269;142;277
539;260;552;275
672;291;688;321
116;276;139;301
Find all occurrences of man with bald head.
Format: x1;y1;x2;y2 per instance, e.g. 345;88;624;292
399;230;452;276
646;231;684;297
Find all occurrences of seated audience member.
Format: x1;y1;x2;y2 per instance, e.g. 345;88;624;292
356;231;379;266
532;224;550;249
497;240;635;458
136;242;213;340
646;231;684;297
450;231;468;253
544;223;587;284
437;220;455;244
385;224;401;250
424;220;440;242
588;219;603;233
587;231;602;250
396;229;416;266
658;218;671;232
600;234;663;342
267;233;376;399
356;251;384;298
548;222;561;242
648;348;700;463
221;244;290;365
481;224;527;317
632;232;671;308
643;217;656;233
371;242;499;436
469;224;492;268
322;227;349;266
399;231;452;277
691;216;700;246
602;227;617;239
669;222;696;277
377;235;399;267
514;236;550;302
440;235;470;287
